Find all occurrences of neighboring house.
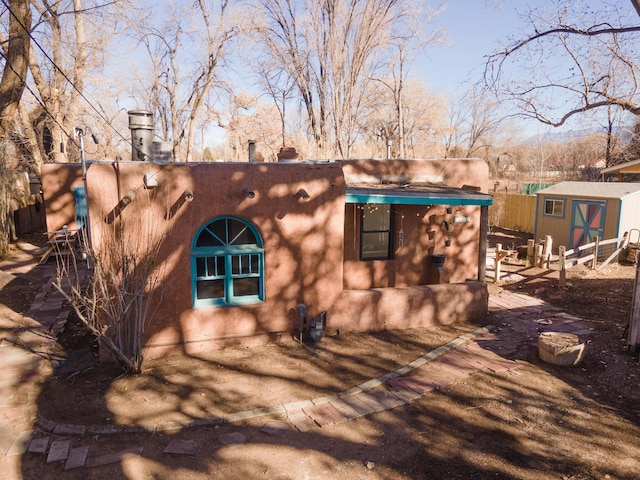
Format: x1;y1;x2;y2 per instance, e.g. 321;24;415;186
534;181;640;250
600;159;640;181
41;158;493;357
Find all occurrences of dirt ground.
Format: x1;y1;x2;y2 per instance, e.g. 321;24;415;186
2;228;640;479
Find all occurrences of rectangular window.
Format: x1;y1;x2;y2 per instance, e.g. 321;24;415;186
544;199;564;217
360;204;393;260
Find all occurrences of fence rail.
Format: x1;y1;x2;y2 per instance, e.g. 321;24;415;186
492;232;631;287
558;233;629;288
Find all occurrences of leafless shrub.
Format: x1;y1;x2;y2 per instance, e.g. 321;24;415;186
52;198;170;374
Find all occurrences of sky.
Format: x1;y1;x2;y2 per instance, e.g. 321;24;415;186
106;0;636;147
419;1;524;96
420;0;639;138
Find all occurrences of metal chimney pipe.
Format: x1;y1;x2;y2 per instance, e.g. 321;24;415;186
128;110;154;161
386;140;392;159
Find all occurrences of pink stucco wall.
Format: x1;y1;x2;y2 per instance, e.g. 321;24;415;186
41;158;489;356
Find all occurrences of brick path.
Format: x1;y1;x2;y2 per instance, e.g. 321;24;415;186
0;263;595;471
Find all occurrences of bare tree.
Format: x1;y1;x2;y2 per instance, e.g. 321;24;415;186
253;60;295;149
372;1;444;158
0;0;125;171
0;0;31;139
486;0;640;132
444;86;504;159
132;1;241;161
362;79;447;158
255;0;424;158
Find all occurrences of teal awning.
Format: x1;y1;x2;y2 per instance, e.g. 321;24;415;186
345;184;493;206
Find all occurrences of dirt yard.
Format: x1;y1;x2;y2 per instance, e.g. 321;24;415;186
2;229;640;479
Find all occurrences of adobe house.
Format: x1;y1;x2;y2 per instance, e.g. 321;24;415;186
534;181;640;250
41;155;492;357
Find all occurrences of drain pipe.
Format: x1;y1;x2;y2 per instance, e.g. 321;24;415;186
296;304;307;345
75;127;93;269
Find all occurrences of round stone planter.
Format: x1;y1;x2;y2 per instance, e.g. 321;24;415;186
538;332;585;367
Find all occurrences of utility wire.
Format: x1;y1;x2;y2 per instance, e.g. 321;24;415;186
1;0;134;149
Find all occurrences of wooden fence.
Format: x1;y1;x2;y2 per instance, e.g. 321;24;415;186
489;193;536;233
557;233;629;288
492;232;631;287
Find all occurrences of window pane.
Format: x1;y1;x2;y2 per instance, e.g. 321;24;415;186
363;206;391;230
192;216;264;307
250;254;259;273
545;200;563;216
196;279;224;299
196;229;220;247
215;256;225;276
361;232;390;259
211;220;228;243
233;277;259;296
545;201;554;215
554;202;563;216
196;257;206;277
229;219;256;245
232;255;241;275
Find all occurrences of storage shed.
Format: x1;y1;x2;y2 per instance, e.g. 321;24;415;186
534;181;640;249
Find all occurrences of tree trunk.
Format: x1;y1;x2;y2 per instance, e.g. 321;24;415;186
0;0;31;139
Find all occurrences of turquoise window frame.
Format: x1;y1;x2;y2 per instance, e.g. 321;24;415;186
191;216;265;308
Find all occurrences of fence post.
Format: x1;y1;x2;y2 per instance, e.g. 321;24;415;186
559;246;566;289
527;239;535;267
592;236;600;270
494;243;502;284
535;243;544;268
543;235;553;268
627;255;640;352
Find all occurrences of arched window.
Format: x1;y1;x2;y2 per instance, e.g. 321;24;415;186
191;216;264;307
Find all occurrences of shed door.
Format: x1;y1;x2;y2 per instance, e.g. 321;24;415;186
569;200;605;249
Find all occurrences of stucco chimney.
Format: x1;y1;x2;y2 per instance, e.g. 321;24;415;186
277;146;299;162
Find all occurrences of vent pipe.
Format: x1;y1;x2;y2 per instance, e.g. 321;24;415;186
248;140;256;162
128;110;154;161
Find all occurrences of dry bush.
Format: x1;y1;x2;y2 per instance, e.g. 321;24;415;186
52;193;170;373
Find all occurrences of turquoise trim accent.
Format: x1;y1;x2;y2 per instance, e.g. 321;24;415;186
345;192;493;206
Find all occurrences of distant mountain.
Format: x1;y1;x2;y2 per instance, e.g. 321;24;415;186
524;127;631;144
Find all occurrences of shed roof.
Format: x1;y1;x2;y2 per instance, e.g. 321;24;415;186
345;183;493;206
536;181;640;200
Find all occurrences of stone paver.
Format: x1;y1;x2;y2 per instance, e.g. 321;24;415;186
330;399;364;421
46;439;70;463
27;436;49;454
260;421;290;436
64;445;89;470
86;447;144;468
6;431;31;456
163;439;200;455
217;432;246;446
303;402;348;427
287;409;318;432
